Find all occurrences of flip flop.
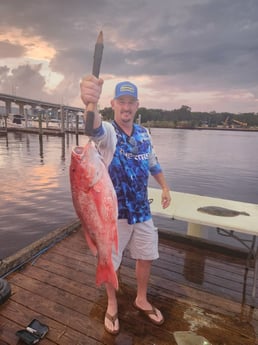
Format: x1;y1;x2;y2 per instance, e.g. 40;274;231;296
133;301;164;325
104;312;119;335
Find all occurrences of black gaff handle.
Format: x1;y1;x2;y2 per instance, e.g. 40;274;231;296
84;31;103;136
84;110;95;136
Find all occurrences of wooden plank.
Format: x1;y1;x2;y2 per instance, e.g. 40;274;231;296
4;277;176;344
0;300;101;345
5;272;255;345
0;227;257;344
9;285;108;342
0;220;80;276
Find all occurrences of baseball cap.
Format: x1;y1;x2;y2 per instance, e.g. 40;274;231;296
114;81;138;99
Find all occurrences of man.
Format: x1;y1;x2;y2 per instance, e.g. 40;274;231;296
80;75;171;334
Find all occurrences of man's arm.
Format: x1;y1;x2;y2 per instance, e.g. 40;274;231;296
153;172;171;209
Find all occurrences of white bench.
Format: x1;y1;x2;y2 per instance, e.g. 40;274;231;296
148;187;258;304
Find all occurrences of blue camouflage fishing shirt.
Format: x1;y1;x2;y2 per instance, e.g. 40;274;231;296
92;121;162;224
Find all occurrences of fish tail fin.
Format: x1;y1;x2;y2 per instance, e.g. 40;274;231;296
96;261;119;290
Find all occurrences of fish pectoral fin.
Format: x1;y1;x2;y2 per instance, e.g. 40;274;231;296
92;184;101;193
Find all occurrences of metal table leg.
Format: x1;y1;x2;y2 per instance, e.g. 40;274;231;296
252;246;258;303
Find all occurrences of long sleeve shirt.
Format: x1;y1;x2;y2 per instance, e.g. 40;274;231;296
91;121;162;224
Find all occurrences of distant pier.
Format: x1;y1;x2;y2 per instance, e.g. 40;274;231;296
0;93;85;136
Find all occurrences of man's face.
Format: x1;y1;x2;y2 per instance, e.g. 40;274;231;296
111;95;139;124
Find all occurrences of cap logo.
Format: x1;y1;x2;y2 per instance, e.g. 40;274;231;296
120;85;135;93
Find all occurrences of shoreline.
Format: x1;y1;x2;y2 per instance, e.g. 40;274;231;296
3;124;258;136
175;126;258;132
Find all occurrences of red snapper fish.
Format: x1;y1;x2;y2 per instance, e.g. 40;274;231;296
70;140;118;290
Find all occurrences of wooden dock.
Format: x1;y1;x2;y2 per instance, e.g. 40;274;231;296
0;226;257;344
0;128;7;136
6;126;66;136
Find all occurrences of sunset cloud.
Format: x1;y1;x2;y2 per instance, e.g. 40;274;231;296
0;0;258;113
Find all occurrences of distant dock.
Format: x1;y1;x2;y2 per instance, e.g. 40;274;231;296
0;93;85;137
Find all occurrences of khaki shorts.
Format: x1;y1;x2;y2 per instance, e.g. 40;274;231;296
112;218;159;270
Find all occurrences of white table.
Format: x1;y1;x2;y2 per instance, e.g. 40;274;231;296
148;187;258;304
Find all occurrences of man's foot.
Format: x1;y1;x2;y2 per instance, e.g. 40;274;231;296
104;312;119;335
133;300;164;325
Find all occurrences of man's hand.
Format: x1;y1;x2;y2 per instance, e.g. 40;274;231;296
161;189;171;209
80;75;104;108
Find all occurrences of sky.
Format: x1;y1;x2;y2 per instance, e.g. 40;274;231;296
0;0;258;113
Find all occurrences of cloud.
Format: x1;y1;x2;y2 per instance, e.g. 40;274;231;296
0;40;25;58
0;0;258;112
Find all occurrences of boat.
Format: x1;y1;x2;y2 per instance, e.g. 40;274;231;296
6;114;26;128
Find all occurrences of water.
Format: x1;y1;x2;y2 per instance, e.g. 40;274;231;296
150;128;258;203
1;128;258;259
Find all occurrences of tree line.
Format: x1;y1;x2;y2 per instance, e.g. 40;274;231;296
100;105;258;128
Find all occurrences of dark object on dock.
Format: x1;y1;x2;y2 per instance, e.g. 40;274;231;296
16;319;49;344
0;278;11;304
197;206;250;217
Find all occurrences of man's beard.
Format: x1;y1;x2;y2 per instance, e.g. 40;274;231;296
121;112;133;123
